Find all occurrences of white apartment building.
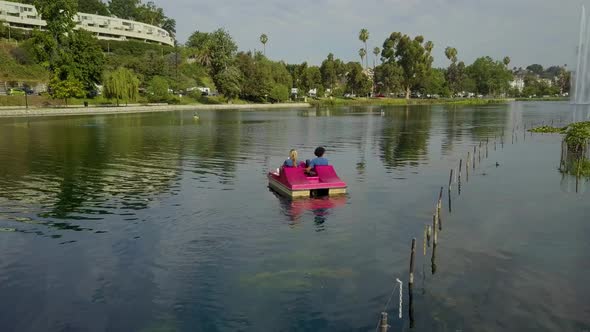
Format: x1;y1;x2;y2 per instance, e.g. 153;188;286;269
0;0;174;46
510;77;525;92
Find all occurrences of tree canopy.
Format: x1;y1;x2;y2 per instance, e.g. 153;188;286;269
381;32;434;99
78;0;110;15
103;67;140;105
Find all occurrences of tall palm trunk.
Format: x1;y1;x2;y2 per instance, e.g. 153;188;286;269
364;42;368;68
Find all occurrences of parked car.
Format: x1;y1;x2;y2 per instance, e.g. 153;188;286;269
8;88;25;96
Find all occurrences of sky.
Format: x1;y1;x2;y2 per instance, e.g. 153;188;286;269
152;0;584;68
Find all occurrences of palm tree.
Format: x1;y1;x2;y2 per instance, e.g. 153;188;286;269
196;47;213;67
260;33;268;56
373;47;380;68
503;56;511;67
445;47;458;64
359;48;366;67
359;28;369;68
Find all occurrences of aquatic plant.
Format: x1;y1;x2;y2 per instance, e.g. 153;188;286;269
564;121;590;153
558;121;590;177
528;125;566;133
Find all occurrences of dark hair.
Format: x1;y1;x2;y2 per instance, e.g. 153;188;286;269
314;146;326;157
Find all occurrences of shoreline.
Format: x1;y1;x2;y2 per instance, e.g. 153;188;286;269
0;98;568;119
0;103;312;118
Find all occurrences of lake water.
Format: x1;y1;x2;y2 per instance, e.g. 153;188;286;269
0;102;588;332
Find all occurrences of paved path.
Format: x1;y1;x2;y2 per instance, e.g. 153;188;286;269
0;103;312;118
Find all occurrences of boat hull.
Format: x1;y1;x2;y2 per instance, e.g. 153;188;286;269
268;174;347;198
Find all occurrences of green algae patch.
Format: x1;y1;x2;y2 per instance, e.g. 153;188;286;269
528;126;566;134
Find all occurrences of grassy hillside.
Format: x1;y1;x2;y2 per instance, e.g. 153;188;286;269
0;41;50;83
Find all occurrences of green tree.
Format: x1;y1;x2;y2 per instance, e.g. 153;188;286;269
374;62;403;94
300;66;322;95
422;68;449;97
188;29;238;79
467;56;513;96
444;47;463;95
381;32;434;99
235;51;272;101
260;33;268;55
31;1;104;94
503;56;511;67
346;62;371;96
358;28;369;68
108;0;139;19
269;85;289;102
103;67;140;105
34;0;77;40
557;69;571;94
161;17;176;35
358;48;366;67
446;61;471;95
147;75;169;101
49;75;85;105
445;47;458;63
209;29;238;76
186;31;211;49
134;1;164;25
373;47;380;68
78;0;110;15
526;64;544;75
215;66;242;100
62;30;105;92
320;53;337;90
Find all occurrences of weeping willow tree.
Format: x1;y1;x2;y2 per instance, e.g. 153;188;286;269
103;68;139;106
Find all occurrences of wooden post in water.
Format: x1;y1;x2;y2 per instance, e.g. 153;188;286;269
432;214;438;245
478;145;481;163
409;238;416;286
560;140;564;171
449;169;454;191
466;153;470;182
486;140;489;158
431;233;437;275
473;146;477;169
379;312;389;332
423;226;427;256
448;187;452;214
437;186;443;231
426;225;432;247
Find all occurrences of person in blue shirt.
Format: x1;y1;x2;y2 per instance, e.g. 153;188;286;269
283;149;299;167
306;146;329;174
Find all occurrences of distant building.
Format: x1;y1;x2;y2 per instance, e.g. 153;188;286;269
510;77;525;92
540;78;553;87
0;0;174;46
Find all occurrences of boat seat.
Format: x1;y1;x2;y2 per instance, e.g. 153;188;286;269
315;165;342;183
281;166;309;185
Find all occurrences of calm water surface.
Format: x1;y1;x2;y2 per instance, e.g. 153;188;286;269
0;102;588;332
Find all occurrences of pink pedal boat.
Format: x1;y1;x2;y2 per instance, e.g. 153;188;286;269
268;164;347;198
